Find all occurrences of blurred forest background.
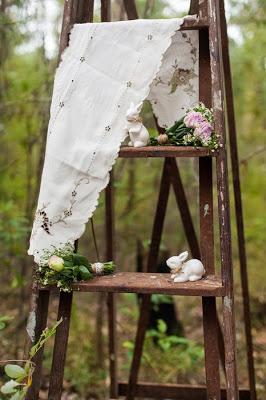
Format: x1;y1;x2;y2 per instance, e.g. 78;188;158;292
0;0;265;399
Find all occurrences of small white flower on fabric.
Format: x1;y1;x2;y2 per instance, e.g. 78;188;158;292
48;255;64;272
91;262;104;275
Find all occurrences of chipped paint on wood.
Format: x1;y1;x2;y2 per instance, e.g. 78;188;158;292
224;296;232;311
203;203;210;217
214;90;222;111
26;311;36;342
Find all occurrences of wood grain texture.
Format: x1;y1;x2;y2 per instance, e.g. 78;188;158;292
119;382;251;400
25;290;50;400
208;0;239;398
200;159;221;400
180;17;209;30
119;146;216;158
219;0;256;398
48;292;73;400
40;273;224;296
105;173;118;399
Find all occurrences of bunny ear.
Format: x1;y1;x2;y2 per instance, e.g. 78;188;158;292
178;251;188;262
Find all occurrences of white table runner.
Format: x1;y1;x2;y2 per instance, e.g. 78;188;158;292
28;18;198;263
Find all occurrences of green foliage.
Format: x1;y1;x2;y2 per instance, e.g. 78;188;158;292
123;319;204;380
0;316;13;331
37;243;115;291
0;319;62;399
0;0;265;397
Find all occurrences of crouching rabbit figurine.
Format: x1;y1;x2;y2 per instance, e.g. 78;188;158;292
125;102;150;147
166;251;205;283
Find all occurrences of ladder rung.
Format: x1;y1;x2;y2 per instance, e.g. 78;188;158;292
40;272;225;297
180;17;209;31
119;146;216;158
118;382;251;400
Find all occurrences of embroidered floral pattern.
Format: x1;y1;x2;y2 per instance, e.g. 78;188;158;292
32;177;90;238
35;206;52;235
168;62;197;95
148;32;198;97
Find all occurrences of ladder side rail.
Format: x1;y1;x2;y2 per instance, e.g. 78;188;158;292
105;176;118;398
123;0;138;20
58;0;78;59
199;24;221;399
26;1;82;398
76;0;95;23
48;292;73;400
98;0;119;396
219;1;256;398
208;0;239;398
25;289;50;400
48;2;95;399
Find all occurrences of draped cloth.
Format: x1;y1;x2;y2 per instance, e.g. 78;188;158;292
28;18;199;263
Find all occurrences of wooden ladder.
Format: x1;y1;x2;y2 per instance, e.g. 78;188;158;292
25;1;256;399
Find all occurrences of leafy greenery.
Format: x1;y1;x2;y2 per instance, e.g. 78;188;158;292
0;0;265;398
123;319;204;379
0;316;13;331
0;319;62;399
37;243;115;291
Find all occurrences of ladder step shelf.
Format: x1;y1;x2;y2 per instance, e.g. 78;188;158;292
40;272;225;297
118;382;250;400
119;146;217;158
180;17;209;30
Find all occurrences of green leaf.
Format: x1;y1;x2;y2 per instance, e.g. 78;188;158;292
122;340;134;350
10;391;24;400
0;321;6;330
168;336;190;345
157;319;167;334
5;364;27;379
73;254;89;267
158;339;171;351
73;265;80;277
63;259;74;269
1;380;20;394
29;318;63;359
78;265;92;281
0;315;13;330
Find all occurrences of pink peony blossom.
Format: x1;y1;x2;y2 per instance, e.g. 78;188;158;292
184;111;205;128
194;121;213;143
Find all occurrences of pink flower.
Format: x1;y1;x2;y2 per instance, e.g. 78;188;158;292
184;111;205;128
194;121;213;143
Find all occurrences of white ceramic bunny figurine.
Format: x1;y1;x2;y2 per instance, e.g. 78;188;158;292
166;251;205;283
125;102;150;147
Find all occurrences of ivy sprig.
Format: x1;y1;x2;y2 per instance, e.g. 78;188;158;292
0;319;62;399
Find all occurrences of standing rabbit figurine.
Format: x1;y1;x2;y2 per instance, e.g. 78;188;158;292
125;102;150;147
166;251;205;283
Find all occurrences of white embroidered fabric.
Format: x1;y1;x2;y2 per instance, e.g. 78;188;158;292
28;18;199;263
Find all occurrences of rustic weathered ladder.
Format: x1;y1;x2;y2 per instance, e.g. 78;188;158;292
26;0;257;399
